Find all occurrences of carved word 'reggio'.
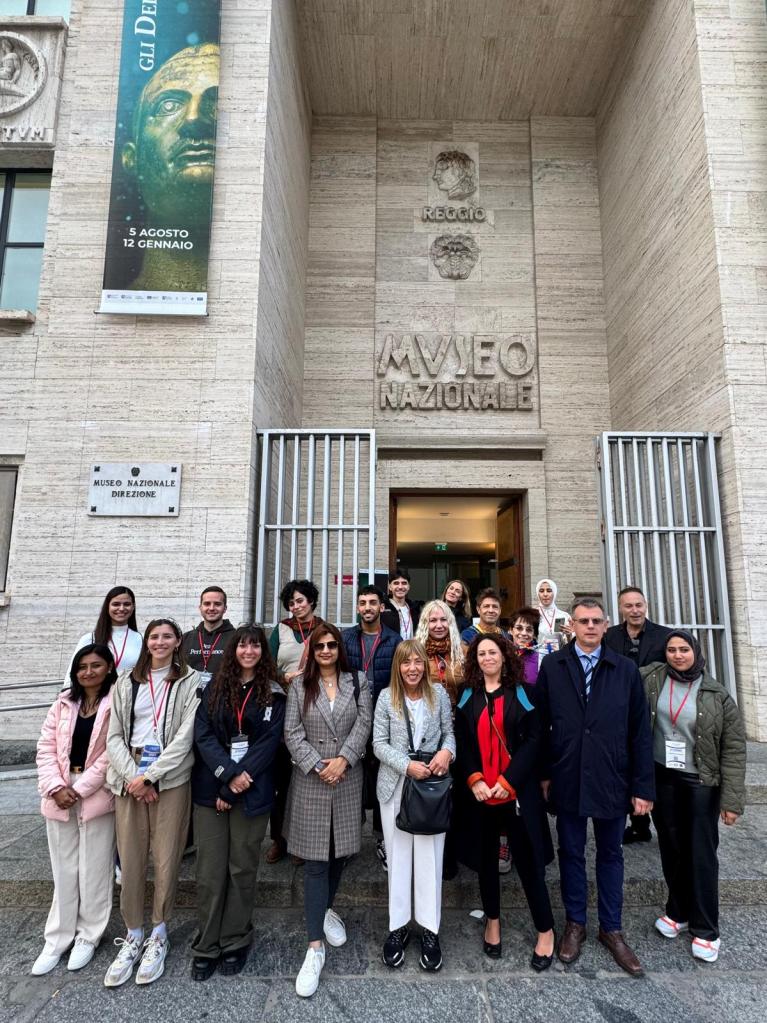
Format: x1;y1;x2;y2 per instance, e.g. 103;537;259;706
377;333;536;412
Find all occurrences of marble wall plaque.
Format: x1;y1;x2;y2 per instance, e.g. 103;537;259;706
88;463;182;516
0;18;67;149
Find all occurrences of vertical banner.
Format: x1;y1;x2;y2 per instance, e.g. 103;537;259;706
99;1;221;316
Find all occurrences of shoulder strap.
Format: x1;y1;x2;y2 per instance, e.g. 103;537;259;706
516;684;534;713
352;671;361;705
457;687;472;710
403;697;416;754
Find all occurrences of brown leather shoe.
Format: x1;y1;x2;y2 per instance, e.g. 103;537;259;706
598;929;643;977
265;840;286;864
557;920;587;963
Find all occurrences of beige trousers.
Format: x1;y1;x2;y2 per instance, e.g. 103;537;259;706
114;782;190;929
43;805;116;955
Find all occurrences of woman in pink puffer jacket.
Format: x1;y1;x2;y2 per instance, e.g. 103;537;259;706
31;644;117;977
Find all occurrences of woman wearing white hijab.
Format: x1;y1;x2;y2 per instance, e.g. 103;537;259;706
534;579;572;657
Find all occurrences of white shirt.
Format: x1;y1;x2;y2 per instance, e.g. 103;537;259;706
405;696;426;750
130;663;171;747
396;602;413;640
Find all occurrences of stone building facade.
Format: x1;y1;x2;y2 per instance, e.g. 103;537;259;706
1;0;767;740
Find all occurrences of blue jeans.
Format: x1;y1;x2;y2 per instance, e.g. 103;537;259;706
556;811;625;932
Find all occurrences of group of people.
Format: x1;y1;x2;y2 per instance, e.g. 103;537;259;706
31;571;746;996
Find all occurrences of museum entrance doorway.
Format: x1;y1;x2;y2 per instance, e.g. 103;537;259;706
389;492;524;620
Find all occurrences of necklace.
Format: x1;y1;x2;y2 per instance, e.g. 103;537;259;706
321;673;337;691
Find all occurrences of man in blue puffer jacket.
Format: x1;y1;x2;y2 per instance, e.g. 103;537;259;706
342;586;402;870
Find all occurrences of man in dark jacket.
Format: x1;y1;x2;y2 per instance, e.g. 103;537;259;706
537;598;654;977
342;585;402;870
181;586;236;690
605;586;671;843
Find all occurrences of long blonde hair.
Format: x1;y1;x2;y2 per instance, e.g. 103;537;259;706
415;599;465;671
388;639;436;718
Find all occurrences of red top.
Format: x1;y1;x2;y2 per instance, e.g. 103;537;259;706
475;693;515;805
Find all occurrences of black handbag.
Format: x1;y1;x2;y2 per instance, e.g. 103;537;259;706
395;702;452;836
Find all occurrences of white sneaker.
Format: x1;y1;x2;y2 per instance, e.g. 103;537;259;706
691;937;721;963
135;935;169;985
655;916;689;939
295;945;325;997
104;934;143;987
323;909;347;947
31;948;61;976
67;938;95;971
115;864;122;886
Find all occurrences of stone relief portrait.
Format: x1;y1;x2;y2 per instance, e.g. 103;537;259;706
430;233;480;280
432;149;477;201
0;32;46;116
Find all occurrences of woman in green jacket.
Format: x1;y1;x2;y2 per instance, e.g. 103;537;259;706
641;630;746;964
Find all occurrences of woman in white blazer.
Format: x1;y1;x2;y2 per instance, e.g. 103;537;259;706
373;639;455;973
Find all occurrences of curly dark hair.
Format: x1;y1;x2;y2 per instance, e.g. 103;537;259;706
279;578;319;613
208;625;278;714
463;632;523;690
301;623;351;714
509;606;541;641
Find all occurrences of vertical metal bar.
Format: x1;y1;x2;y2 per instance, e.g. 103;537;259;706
631;438;649;599
305;435;316;579
661;438;682;625
691;439;716;669
677;439;697;628
645;439;666;623
254;433;271;625
705;434;737;696
289;435;300;580
616;438;632;586
351;436;360;612
336;435;345;625
598;434;619;624
271;435;286;627
320;434;332;621
368;431;376;597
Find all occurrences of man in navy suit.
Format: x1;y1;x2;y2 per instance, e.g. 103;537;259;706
536;597;654;976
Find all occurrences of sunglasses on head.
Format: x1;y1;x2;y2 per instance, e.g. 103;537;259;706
314;640;338;651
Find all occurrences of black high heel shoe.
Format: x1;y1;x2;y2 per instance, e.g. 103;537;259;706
483;922;502;959
530;931;556;972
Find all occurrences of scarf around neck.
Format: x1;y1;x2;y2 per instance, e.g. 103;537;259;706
425;635;451;658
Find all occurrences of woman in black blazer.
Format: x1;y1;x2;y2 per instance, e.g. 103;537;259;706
454;633;555;970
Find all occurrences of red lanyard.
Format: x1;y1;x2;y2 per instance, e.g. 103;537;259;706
360;630;382;673
236;683;255;734
539;607;556;633
198;629;222;671
433;654;447;683
669;679;693;728
296;618;315;645
147;669;171;735
110;629;129;669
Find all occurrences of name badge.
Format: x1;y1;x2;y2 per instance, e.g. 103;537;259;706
665;739;686;770
138;743;161;774
198;671;212;688
230;733;248;764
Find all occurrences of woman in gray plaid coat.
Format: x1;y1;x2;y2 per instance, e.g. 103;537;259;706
284;623;372;997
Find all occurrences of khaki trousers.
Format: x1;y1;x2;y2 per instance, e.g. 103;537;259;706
114;782;190;929
43;805;115;955
191;804;268;958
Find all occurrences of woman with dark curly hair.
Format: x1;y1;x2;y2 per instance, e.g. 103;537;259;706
455;633;555;969
190;625;286;981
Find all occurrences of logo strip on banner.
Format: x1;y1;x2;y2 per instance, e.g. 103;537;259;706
98;1;221;317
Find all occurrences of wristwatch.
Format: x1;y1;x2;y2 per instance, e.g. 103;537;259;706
143;777;153;786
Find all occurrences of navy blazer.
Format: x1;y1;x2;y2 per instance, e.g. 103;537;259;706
535;643;655;818
604;618;671;668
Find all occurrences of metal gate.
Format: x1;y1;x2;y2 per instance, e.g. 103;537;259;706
596;432;735;694
254;429;376;628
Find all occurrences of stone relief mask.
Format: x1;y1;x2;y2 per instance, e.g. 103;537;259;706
0;32;47;117
432;150;477;201
430;233;480;280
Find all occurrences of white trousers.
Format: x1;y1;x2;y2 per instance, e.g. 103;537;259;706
380;776;445;933
43;802;115;955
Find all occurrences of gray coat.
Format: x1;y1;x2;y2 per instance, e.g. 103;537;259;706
283;671;372;860
372;685;456;804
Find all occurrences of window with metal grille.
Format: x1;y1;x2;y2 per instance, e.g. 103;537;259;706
0;467;17;592
0;1;70;16
0;170;51;311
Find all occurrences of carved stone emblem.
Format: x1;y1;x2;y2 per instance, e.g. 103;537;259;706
0;31;47;118
432;150;477;201
430;233;480;280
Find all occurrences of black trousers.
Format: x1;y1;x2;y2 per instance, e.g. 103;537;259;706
269;742;292;843
478;803;554;933
652;764;721;940
304;827;347;943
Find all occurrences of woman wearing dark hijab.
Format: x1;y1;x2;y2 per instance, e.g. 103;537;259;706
641;631;746;963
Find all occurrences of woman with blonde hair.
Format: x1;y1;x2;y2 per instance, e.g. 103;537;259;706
415;600;465;708
373;640;455;971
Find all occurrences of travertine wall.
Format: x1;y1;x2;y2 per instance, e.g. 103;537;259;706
597;0;767;736
0;0;309;733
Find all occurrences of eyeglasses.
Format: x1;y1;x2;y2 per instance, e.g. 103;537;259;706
573;617;606;626
314;641;338;651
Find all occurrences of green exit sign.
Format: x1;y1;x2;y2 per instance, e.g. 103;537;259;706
434;542;448;552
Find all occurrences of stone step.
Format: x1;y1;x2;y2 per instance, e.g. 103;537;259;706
2;801;765;912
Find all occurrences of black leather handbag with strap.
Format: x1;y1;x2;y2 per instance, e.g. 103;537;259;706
395;701;452;836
